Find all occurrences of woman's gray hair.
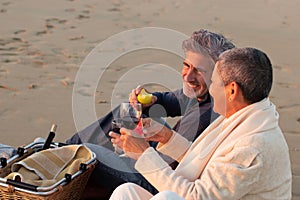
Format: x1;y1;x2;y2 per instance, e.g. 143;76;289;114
182;29;235;62
217;47;273;103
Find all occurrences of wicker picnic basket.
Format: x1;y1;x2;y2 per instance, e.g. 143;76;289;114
0;141;97;200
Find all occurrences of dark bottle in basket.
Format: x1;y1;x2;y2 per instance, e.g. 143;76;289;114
42;124;57;150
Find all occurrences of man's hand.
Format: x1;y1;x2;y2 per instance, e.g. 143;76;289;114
109;131;123;149
129;85;157;107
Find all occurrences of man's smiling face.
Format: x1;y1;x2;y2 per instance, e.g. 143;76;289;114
182;51;214;100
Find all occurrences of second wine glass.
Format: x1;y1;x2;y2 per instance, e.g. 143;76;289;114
119;102;142;130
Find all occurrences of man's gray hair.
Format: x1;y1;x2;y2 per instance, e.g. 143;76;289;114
217;47;273;103
182;29;235;62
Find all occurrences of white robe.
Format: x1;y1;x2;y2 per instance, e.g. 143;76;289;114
112;99;292;200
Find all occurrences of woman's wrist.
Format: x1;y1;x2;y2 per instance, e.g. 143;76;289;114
161;128;174;144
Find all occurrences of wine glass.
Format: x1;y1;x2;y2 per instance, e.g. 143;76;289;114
119;102;142;130
111;103;143;156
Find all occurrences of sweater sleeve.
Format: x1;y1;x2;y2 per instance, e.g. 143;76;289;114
156;131;191;162
144;89;191;118
135;144;264;200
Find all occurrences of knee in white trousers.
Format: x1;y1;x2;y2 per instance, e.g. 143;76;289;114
109;183;184;200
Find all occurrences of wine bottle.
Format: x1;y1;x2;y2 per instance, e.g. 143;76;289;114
42;124;57;150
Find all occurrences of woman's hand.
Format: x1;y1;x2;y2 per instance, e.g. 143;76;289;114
142;118;174;144
119;128;150;160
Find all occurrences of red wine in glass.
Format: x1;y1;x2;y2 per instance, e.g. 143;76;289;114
112;119;122;134
122;116;139;130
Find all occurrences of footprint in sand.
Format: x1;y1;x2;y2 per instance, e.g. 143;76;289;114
36;30;48;36
35;18;69;36
0;37;27;46
2;2;11;6
278;104;300;109
277;82;300;89
0;68;8;77
65;8;76;13
77;14;90;19
14;29;26;35
77;89;94;97
27;84;39;90
69;36;84;41
46;18;67;24
31;60;46;68
281;16;289;26
60;77;74;87
81;10;90;14
0;37;28;61
0;0;10;12
0;84;17;92
0;108;16;118
97;99;107;104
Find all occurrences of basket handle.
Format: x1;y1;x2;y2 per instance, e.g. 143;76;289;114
6;179;38;192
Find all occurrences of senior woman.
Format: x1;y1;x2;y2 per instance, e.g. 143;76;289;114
109;47;292;200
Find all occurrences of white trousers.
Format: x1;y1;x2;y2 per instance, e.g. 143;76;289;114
109;183;184;200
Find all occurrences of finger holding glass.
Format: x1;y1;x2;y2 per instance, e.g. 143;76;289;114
110;118;124;154
109;133;122;157
119;127;150;160
142;118;174;145
117;118;174;159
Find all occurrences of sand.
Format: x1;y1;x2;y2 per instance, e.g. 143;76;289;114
0;0;299;198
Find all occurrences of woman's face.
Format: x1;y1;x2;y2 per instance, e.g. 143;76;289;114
209;62;227;116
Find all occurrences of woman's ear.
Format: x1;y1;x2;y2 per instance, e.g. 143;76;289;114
226;82;240;102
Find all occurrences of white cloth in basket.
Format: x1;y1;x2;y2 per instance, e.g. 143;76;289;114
6;145;92;187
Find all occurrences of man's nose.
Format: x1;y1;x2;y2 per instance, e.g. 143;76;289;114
185;67;196;81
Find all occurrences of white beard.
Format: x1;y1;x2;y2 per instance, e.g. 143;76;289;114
183;82;198;99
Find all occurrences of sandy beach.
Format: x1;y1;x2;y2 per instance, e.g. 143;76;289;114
1;0;299;198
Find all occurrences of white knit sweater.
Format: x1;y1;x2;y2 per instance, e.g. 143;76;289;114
135;98;292;200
